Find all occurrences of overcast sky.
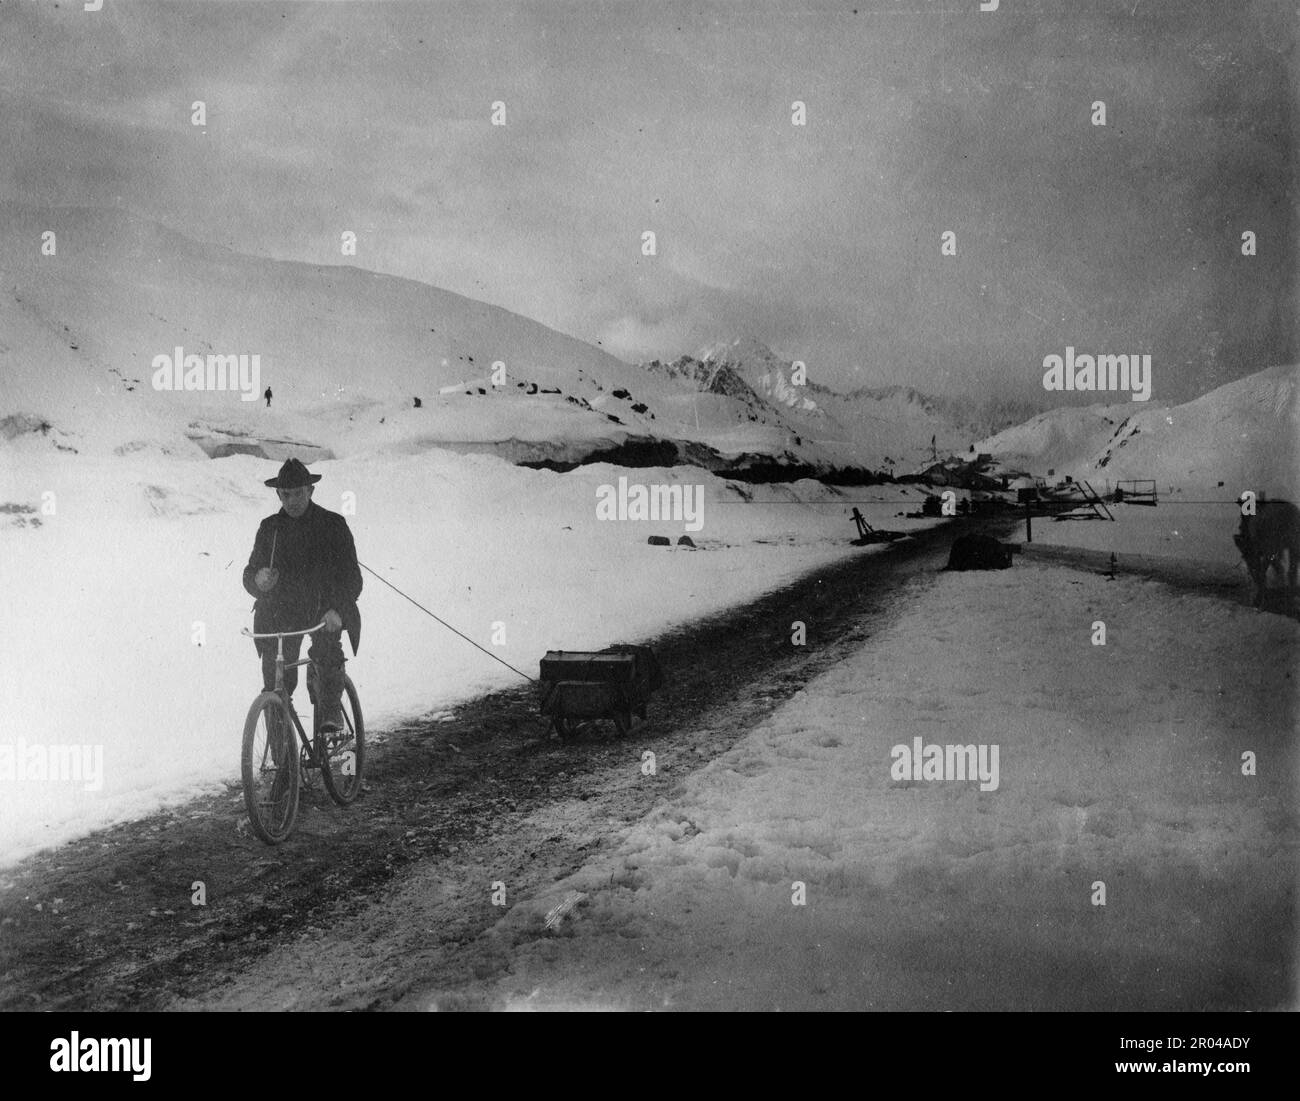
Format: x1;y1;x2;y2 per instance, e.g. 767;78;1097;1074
1;0;1294;403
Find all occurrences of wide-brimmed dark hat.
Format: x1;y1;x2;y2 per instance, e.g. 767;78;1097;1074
264;458;322;488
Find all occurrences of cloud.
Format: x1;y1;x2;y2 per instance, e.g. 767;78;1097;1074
0;0;1292;404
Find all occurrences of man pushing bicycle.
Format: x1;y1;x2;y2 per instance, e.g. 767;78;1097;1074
242;458;362;733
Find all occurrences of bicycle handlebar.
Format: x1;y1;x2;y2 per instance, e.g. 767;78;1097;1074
242;621;327;640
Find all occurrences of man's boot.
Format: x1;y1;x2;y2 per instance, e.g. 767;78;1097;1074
318;670;346;734
309;630;348;735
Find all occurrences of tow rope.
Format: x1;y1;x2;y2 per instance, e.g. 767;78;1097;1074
359;561;537;684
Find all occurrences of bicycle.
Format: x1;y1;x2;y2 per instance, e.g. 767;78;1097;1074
240;621;366;843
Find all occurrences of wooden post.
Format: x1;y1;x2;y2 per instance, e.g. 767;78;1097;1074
851;508;869;540
1025;500;1032;543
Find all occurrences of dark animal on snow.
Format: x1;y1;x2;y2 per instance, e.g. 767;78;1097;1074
945;533;1013;571
1234;500;1300;609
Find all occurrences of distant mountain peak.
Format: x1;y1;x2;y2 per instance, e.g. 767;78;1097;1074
696;335;786;367
690;337;819;415
642;353;763;404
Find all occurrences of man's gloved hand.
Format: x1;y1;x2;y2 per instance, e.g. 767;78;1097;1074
255;567;280;592
322;609;343;632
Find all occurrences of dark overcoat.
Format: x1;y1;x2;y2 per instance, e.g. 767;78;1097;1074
242;501;362;654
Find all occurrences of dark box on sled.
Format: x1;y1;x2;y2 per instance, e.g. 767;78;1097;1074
538;646;664;715
540;651;639;683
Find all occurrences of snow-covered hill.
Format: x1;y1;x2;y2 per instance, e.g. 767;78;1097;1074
0;204;691;464
0;204;1033;480
976;362;1298;497
5;201;1288;496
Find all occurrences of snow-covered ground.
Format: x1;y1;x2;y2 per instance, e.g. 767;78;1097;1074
480;557;1299;1011
0;446;937;869
976;365;1298;589
1017;491;1252;586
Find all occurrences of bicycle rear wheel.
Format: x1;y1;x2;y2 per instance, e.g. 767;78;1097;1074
320;673;365;805
242;693;300;843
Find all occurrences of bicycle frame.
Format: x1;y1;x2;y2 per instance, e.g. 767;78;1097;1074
243;620;326;687
241;621;328;753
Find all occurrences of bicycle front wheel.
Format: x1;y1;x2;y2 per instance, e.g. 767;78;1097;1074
242;692;300;843
321;673;365;805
